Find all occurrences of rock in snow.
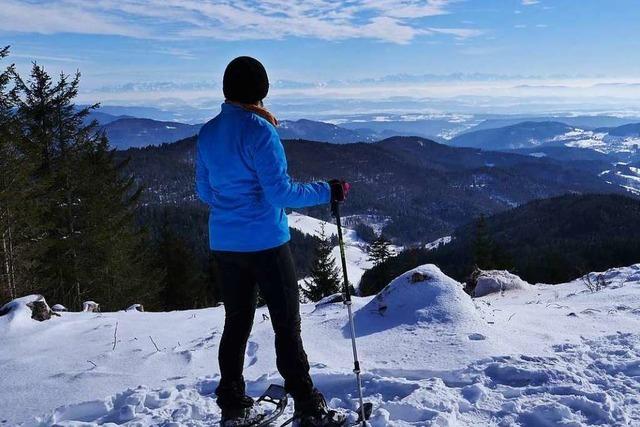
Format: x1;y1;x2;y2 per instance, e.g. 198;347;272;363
125;304;144;312
51;304;68;312
82;301;100;313
2;264;640;426
473;269;531;297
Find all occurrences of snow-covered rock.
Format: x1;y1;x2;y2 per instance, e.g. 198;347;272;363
473;269;531;297
51;304;68;312
314;293;343;308
0;294;54;329
82;301;100;312
126;304;144;312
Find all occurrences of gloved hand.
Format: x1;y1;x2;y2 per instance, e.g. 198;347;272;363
329;179;351;203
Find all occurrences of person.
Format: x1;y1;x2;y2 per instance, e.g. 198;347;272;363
195;56;351;427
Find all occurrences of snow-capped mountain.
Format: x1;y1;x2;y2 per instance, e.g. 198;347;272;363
3;264;640;425
452;120;640;157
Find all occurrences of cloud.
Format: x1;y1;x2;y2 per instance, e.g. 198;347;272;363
521;0;540;5
0;0;148;38
0;0;482;44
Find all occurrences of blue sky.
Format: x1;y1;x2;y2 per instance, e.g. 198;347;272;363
2;0;640;113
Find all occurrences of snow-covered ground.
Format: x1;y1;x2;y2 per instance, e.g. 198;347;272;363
424;236;452;251
288;211;376;287
2;263;640;426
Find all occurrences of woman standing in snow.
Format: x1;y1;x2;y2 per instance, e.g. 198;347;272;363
195;56;350;427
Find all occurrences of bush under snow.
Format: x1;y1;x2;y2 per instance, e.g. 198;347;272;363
473;269;531;297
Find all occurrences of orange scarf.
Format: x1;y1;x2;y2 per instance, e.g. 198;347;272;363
226;100;278;127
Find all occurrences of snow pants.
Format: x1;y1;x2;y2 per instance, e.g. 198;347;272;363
213;243;314;410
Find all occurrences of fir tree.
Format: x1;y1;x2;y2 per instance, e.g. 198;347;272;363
368;234;395;266
302;224;341;302
473;214;494;269
156;224;204;310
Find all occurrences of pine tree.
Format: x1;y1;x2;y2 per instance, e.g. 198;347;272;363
473;214;494;269
302;224;341;302
368;234;394;266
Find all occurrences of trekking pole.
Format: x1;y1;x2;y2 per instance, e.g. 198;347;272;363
331;201;368;426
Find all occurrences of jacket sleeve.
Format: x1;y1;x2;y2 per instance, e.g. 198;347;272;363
252;125;331;209
195;136;215;206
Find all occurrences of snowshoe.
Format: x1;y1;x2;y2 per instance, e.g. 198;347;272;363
291;390;347;427
220;404;265;427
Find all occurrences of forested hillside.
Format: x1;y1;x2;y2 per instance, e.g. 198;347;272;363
119;135;623;245
360;193;640;295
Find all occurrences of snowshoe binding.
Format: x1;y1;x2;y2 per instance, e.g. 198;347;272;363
291;389;347;427
220;404;265;427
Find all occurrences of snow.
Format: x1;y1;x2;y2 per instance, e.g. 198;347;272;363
2;264;640;425
0;294;43;331
528;152;547;158
51;304;67;312
356;265;484;336
288;211;373;287
424;235;452;251
473;269;531;297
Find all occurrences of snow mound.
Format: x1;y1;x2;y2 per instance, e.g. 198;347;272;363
0;294;44;330
354;265;482;336
474;269;531;297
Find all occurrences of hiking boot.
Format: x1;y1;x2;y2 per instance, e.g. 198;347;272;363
293;389;346;427
220;403;265;427
217;380;255;411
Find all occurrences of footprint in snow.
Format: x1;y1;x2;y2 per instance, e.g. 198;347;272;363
468;333;487;341
245;341;258;368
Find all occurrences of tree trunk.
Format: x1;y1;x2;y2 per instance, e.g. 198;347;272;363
1;230;13;300
6;221;17;299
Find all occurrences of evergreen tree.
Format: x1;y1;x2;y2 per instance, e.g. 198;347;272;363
157;224;204;310
12;63;160;310
472;214;494;269
368;234;395;266
302;224;341;302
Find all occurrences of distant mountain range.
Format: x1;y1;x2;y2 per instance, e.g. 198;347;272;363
277;119;380;143
94;115;389;149
465;115;639;132
451;121;573;150
118;135;626;245
102;118;202;149
452;120;640;157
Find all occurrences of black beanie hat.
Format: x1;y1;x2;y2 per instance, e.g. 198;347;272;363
223;56;269;104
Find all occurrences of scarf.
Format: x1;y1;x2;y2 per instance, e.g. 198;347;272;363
226;100;279;127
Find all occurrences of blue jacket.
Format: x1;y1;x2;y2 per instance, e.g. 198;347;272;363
195;103;331;252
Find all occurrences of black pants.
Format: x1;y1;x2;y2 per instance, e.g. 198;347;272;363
213;243;314;410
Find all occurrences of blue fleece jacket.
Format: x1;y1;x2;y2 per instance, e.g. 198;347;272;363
195;103;331;252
